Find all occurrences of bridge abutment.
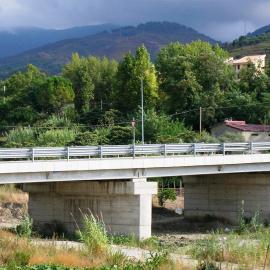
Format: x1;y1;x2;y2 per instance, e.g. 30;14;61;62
23;179;157;239
183;173;270;223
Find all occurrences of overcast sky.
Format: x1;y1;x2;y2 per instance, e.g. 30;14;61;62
0;0;270;41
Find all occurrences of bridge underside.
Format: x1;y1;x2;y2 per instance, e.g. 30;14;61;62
23;179;157;239
183;173;270;223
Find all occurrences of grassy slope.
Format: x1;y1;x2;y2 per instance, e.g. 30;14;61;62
229;40;270;58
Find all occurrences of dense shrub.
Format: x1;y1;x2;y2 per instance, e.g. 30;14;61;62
15;215;33;238
5;128;36;148
37;129;77;147
158;189;177;206
108;126;132;145
73;129;110;146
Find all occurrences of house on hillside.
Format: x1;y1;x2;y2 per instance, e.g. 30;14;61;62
226;55;266;77
211;120;270;142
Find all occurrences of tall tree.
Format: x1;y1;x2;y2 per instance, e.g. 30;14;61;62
114;45;158;115
156;41;235;128
0;65;46;125
63;53;94;115
63;54;118;116
34;76;74;114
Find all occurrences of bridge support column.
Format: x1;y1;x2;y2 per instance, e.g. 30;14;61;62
183;173;270;223
23;179;157;239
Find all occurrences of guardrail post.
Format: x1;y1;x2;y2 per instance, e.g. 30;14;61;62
164;144;167;157
133;144;136;158
250;141;253;154
193;143;197;156
67;147;70;161
100;146;103;159
32;148;35;162
222;143;226;156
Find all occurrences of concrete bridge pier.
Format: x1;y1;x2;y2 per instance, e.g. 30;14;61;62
183;173;270;223
23;179;157;239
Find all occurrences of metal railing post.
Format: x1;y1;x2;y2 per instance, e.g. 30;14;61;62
222;143;226;156
164;144;167;157
100;146;103;158
250;141;253;154
133;144;136;158
67;147;70;161
193;143;197;156
32;148;35;162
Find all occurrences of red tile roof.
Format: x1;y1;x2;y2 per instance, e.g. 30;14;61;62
225;120;270;132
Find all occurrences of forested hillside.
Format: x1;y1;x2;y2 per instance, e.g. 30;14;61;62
227;24;270;59
0;24;117;58
0;22;218;78
0;41;269;148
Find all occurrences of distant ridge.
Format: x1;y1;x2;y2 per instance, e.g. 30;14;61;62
250;24;270;36
0;22;218;78
228;23;270;59
0;24;117;58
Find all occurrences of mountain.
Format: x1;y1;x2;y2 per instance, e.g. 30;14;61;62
227;24;270;59
0;22;218;78
0;24;117;58
250;24;270;36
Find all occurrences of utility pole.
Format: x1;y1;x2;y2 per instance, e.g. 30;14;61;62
199;107;202;134
131;118;136;145
141;78;144;144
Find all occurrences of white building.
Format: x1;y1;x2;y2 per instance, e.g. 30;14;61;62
226;55;266;77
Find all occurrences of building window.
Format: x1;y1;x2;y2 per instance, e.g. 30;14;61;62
237;65;241;70
251;133;259;136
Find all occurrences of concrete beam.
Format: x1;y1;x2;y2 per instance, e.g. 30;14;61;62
0;155;270;184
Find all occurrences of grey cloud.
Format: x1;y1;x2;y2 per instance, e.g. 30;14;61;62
0;0;269;41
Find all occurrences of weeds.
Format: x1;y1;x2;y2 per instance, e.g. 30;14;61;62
110;235;160;250
0;184;27;204
76;211;109;256
15;215;33;238
187;207;270;269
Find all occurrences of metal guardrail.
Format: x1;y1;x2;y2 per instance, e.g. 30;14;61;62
0;142;269;162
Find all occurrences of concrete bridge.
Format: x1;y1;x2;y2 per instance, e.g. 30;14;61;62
1;142;270;238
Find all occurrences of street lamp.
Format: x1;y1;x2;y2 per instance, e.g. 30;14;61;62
141;78;144;145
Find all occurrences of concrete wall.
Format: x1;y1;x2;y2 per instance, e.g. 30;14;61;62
211;125;240;138
183;173;270;223
211;124;270;142
23;179;157;239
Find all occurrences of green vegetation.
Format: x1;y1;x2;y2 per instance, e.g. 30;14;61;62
186;208;270;269
0;222;177;270
227;31;270;60
15;215;33;239
77;213;109;256
158;189;177;206
1;41;270;148
110;235;160;251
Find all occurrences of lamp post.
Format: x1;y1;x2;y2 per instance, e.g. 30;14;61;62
141;78;144;145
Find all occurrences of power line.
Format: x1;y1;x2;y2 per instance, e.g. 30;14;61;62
1;101;270;130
